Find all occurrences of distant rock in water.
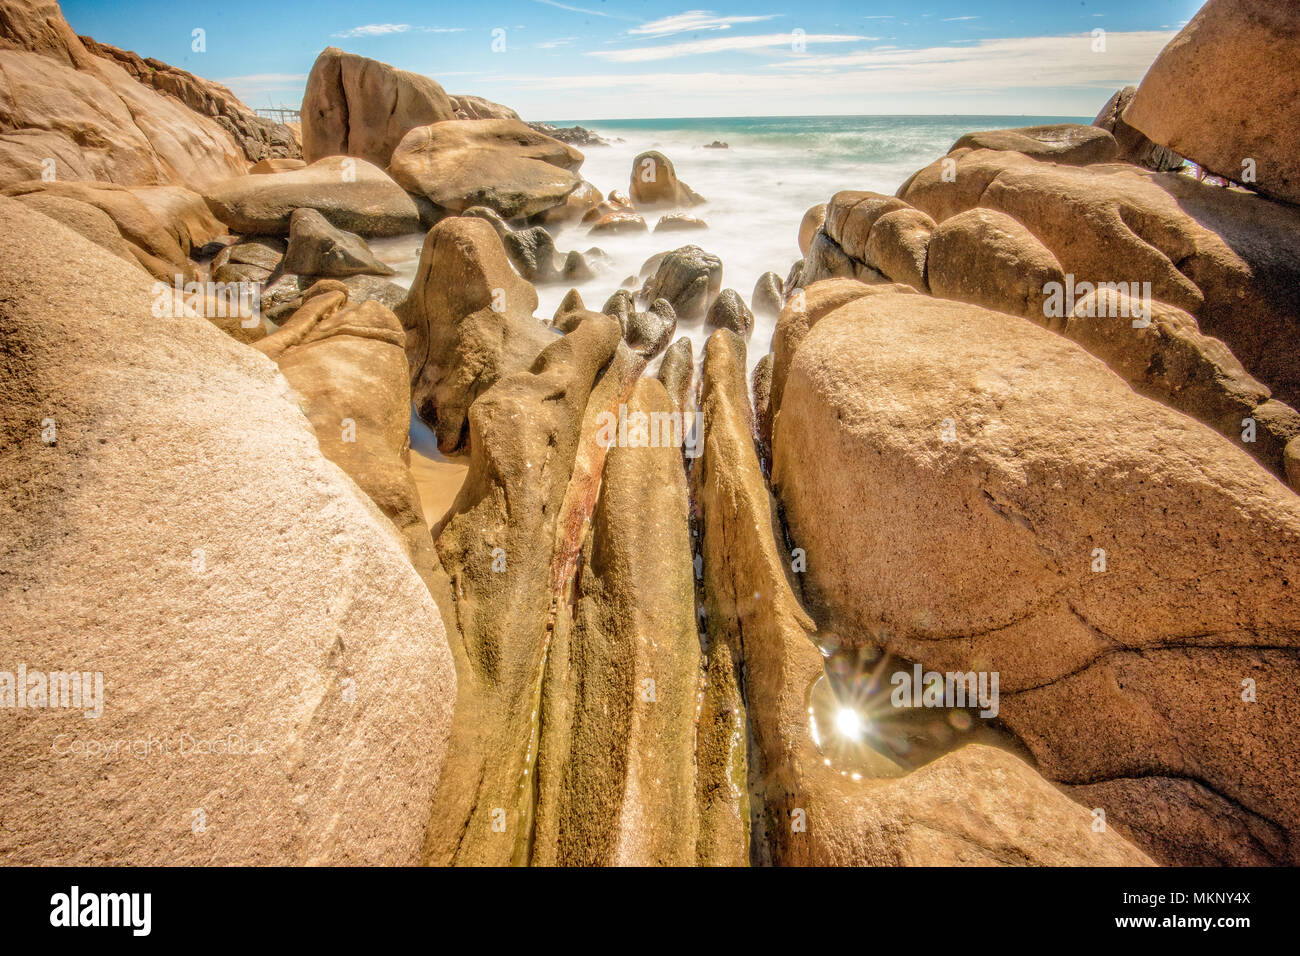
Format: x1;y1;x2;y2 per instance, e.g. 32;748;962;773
655;213;708;233
528;122;610;147
630;151;705;207
703;141;729;149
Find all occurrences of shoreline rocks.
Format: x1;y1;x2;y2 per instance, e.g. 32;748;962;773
772;289;1300;865
389;118;583;220
1123;0;1300;205
0;196;455;865
301;47;456;167
202;156;428;237
0;1;246;188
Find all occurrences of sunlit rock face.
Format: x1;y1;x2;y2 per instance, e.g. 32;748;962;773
0;198;455;865
772;290;1300;865
1123;0;1300;205
0;0;247;188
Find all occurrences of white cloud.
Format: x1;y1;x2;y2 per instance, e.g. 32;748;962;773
771;29;1172;87
537;37;579;49
331;23;466;38
628;10;780;37
501;29;1175;117
534;0;621;17
942;16;981;22
589;32;870;62
333;23;411;38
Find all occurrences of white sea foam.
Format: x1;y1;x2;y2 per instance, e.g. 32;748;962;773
376;115;1082;380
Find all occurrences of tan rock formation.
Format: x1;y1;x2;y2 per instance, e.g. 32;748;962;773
0;0;246;188
202;156;426;236
0;195;455;865
394;216;552;453
949;123;1118;166
1124;0;1300;204
389;119;583;220
772;290;1300;864
254;292;438;595
628;150;703;207
300;46;456;167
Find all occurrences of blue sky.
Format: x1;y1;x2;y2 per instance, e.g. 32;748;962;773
62;0;1202;119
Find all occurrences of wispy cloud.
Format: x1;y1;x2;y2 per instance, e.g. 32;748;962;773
628;10;780;37
942;16;981;22
589;32;870;62
332;23;466;38
333;23;410;38
534;0;636;18
519;30;1174;101
771;29;1170;84
537;37;579;49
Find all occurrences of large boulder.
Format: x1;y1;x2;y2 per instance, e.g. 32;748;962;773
4;179;196;280
254;291;437;593
0;0;246;188
300;47;457;167
772;290;1300;864
202;156;426;237
11;192;142;271
1124;0;1300;205
129;184;228;253
926;207;1064;319
389;119;583;220
864;207;933;292
639;245;722;322
394;216;553;453
949;124;1118;166
1092;87;1182;172
899;148;1300;410
628;150;703;207
282;207;395;278
693;325;1148;866
0;195;455;865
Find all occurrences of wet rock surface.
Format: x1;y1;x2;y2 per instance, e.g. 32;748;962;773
639;244;722;322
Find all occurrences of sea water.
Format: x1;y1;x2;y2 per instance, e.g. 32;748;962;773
382;115;1085;466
